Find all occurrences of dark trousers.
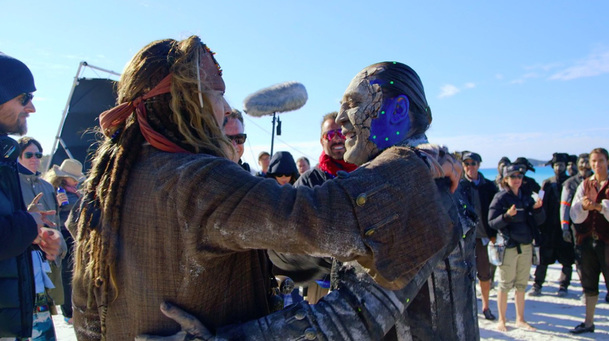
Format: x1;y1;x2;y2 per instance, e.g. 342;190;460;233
533;245;575;289
60;229;74;319
578;237;609;296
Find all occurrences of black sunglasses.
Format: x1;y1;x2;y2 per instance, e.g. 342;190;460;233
226;133;247;145
24;152;43;159
20;93;34;106
273;173;292;178
508;173;524;179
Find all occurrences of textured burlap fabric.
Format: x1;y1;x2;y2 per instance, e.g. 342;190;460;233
71;145;451;340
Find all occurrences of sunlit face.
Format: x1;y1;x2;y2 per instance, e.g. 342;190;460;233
258;154;270;171
337;69;383;166
224;118;245;158
200;52;230;126
320;118;346;160
553;162;566;176
567;161;577;176
506;172;523;192
18;143;41;173
590;152;608;177
297;159;310;174
63;177;79;187
463;159;480;180
274;175;291;186
0;94;35;135
577;156;590;172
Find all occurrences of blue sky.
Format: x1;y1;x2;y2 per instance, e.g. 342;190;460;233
1;1;608;172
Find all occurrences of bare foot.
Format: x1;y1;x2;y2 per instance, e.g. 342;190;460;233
515;321;536;331
497;321;507;332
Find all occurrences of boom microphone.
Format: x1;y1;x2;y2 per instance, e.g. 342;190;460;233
243;81;308;117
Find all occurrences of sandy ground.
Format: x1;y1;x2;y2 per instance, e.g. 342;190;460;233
53;263;608;340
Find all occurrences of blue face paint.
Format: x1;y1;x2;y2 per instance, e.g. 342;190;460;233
369;94;411;150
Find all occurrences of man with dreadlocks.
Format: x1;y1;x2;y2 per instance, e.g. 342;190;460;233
70;37;457;340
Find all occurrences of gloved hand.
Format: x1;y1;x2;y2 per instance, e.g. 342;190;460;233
562;229;573;243
135;302;212;341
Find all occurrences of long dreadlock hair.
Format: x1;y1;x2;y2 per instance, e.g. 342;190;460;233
73;36;232;329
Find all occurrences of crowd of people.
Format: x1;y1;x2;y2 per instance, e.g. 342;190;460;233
1;36;607;341
454;150;609;335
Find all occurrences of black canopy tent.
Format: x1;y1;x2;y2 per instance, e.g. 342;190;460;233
46;62;119;173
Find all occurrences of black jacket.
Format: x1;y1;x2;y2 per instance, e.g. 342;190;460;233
488;188;545;248
268;166;333;284
293;167;331;189
539;173;569;247
458;172;498;239
0;163;37;338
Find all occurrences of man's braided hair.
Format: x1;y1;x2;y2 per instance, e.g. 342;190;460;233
73;36;232;329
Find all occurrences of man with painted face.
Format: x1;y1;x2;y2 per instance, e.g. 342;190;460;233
529;153;572;297
337;62;477;340
139;61;469;340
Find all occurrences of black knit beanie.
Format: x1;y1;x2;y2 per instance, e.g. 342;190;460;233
0;53;36;105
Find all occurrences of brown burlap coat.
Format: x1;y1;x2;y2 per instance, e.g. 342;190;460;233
71;145;452;340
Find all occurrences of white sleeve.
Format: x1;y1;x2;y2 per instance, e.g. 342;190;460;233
570;182;588;224
600;199;609;221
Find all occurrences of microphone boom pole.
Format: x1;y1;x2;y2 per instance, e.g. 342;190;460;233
270;112;277;156
242;81;308;156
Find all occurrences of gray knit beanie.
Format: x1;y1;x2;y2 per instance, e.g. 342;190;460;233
0;53;36;105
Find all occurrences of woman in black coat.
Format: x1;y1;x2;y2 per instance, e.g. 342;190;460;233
488;163;545;332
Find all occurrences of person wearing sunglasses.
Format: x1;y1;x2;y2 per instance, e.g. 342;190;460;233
458;151;499;321
0;54;62;339
17;137;68;335
223;109;251;173
488;163;545;332
512;156;542;197
269;113;357;306
266;151;298;186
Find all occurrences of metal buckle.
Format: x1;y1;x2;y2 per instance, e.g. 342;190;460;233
592;232;599;240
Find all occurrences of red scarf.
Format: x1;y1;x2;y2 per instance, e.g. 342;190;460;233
318;151;357;177
98;74;190;154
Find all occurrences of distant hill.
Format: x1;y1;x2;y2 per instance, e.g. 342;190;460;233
527;158;547;167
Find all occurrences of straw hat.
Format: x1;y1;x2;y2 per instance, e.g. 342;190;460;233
51;159;85;182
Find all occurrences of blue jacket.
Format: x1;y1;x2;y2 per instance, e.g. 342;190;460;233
0;162;37;338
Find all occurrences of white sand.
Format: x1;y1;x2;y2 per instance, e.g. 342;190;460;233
53;263;608;340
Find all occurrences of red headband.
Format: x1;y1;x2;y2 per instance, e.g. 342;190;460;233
98;74;190;154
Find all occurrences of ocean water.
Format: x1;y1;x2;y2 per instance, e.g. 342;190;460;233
479;166;556;186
